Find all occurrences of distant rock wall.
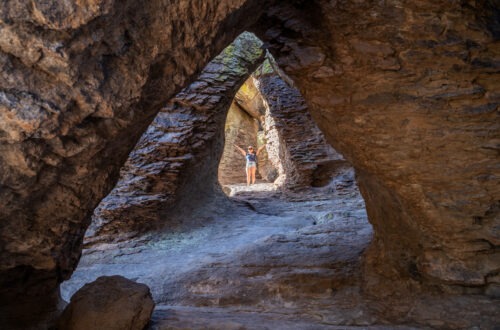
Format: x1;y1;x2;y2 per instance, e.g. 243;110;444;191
222;70;348;189
218;102;259;185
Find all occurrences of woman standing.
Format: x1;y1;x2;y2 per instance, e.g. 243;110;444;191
234;144;266;186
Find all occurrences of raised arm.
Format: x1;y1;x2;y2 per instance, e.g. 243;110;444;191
256;144;266;156
234;144;246;156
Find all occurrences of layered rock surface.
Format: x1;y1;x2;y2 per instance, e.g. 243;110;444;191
87;33;264;245
0;0;499;328
252;0;500;295
0;0;271;327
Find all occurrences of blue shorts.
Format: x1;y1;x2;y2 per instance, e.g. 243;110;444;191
246;161;257;169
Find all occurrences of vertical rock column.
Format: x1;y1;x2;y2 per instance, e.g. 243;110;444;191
256;74;349;189
86;33;265;245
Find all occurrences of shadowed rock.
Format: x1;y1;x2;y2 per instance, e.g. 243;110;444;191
0;1;272;327
58;275;154;330
252;0;500;297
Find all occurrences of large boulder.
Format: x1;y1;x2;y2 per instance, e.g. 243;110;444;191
58;276;154;330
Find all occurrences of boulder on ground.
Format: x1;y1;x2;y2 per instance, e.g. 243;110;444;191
58;275;154;330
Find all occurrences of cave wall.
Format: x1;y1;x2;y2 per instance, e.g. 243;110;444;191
252;0;499;294
87;33;264;245
0;0;271;327
0;0;498;327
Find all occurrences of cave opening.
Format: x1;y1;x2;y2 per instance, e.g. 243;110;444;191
1;0;499;328
59;32;374;326
218;52;352;198
218;58;282;195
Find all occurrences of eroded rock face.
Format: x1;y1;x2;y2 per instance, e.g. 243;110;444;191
256;73;349;189
86;33;264;245
1;0;499;328
58;275;154;330
0;0;271;327
252;0;500;295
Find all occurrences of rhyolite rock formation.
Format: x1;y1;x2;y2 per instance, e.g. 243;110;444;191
256;72;349;189
86;32;265;245
58;275;154;330
252;0;500;297
0;0;499;328
0;1;271;327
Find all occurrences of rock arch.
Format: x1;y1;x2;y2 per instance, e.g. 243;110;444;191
218;58;349;190
251;0;499;296
87;32;265;245
0;0;498;328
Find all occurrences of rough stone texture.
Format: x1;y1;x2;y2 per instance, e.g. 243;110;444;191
218;102;260;185
252;0;500;296
0;1;271;327
1;0;499;328
86;33;264;245
256;130;278;182
58;275;154;330
257;73;349;189
233;73;266;121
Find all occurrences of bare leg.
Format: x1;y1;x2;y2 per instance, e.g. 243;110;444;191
250;167;256;184
246;167;251;186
